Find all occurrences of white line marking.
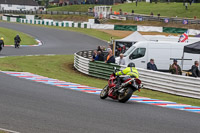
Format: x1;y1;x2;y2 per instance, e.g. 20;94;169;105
0;128;20;133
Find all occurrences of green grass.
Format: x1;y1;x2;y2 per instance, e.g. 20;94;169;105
0;27;37;45
0;55;199;106
0;130;7;133
112;2;200;18
38;14;93;21
47;2;200;19
47;4;95;12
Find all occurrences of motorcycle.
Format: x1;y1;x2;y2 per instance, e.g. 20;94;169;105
100;67;142;103
15;41;20;48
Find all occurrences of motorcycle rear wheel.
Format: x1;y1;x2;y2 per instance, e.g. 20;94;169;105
118;87;133;103
100;85;109;99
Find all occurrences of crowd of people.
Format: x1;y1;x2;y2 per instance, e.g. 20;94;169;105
92;46;200;78
92;45;116;64
148;58;200;78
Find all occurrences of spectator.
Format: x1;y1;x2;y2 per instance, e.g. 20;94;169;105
0;37;4;52
97;46;102;52
157;13;160;18
191;61;200;77
185;2;188;10
92;50;98;61
119;9;122;15
189;0;192;5
150;12;153;17
107;45;112;52
119;53;125;65
97;51;104;61
136;0;138;6
169;59;182;75
105;50;115;63
147;59;157;71
132;10;134;14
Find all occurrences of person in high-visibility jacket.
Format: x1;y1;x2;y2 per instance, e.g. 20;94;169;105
115;63;139;79
114;62;139;89
0;37;4;52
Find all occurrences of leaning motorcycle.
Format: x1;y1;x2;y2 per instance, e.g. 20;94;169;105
100;68;142;103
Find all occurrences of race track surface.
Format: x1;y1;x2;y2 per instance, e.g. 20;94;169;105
0;22;200;133
0;22;107;56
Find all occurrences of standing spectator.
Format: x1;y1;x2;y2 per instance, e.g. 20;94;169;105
119;9;122;15
132;10;134;14
107;45;112;52
92;50;98;61
105;50;115;63
119;53;125;65
147;59;157;71
0;37;4;52
169;59;182;75
150;12;154;17
189;0;192;5
97;51;104;61
97;46;102;52
136;0;138;6
185;2;188;10
191;61;200;77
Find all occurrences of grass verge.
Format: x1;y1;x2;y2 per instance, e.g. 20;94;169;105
47;2;200;19
0;27;37;45
47;5;95;12
38;14;93;22
112;2;200;19
0;131;7;133
0;55;199;106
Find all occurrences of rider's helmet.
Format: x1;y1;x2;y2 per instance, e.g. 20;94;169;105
128;62;135;67
0;37;4;40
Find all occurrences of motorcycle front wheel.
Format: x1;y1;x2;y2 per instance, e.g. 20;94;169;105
100;85;109;99
118;87;134;103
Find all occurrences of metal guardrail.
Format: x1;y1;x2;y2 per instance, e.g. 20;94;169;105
74;51;200;99
110;13;200;24
0;10;94;16
1;10;200;24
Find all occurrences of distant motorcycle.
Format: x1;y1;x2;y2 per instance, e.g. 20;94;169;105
15;41;20;48
100;67;142;103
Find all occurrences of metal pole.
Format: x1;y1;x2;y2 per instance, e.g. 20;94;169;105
181;51;185;70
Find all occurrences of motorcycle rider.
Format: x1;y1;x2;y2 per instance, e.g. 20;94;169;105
114;62;139;90
14;35;21;48
0;37;5;52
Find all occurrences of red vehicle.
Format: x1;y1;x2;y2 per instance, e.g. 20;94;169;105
100;68;142;103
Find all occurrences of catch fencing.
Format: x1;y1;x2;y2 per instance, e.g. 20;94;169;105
1;14;200;35
74;50;200;99
0;10;94;16
1;9;200;24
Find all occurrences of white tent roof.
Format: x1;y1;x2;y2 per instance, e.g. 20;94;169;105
117;31;147;42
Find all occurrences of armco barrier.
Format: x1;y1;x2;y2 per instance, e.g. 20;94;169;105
1;15;200;35
74;51;200;99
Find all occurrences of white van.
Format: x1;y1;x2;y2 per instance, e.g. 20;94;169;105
115;41;200;71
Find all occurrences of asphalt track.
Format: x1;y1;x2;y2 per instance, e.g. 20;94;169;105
0;22;200;133
0;22;106;56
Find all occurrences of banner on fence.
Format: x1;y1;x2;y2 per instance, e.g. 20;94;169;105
183;19;188;25
114;25;137;31
110;15;126;21
164;18;170;23
137;26;163;32
134;16;143;21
